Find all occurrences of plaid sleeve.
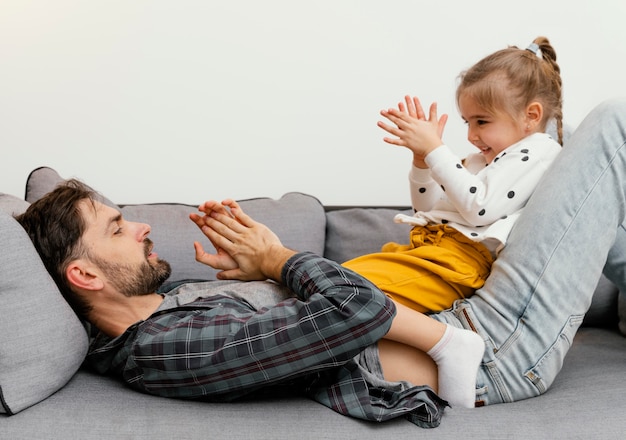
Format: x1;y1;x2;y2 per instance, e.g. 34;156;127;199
119;252;395;400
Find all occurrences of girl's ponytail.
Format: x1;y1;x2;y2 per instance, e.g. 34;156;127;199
530;36;564;145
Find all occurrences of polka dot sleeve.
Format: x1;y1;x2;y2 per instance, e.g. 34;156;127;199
408;165;443;212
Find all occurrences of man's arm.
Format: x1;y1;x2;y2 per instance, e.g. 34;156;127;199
107;200;397;400
109;251;396;400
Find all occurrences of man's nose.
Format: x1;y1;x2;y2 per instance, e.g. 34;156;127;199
134;222;151;241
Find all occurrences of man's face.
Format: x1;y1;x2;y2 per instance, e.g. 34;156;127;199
78;200;171;296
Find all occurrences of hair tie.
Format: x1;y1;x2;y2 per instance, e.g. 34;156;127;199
526;43;540;55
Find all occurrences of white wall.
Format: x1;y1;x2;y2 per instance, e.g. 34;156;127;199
1;0;625;205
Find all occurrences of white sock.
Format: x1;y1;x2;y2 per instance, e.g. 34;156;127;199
427;325;485;408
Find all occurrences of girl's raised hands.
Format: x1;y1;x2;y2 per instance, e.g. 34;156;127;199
378;96;448;164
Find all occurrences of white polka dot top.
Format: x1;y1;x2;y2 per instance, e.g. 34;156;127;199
394;132;562;255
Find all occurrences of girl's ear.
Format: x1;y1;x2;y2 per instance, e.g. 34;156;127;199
66;260;105;291
526;101;544;128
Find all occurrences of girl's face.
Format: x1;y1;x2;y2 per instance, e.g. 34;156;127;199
458;94;529;164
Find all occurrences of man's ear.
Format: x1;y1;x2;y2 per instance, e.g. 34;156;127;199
526;101;544;129
66;260;105;291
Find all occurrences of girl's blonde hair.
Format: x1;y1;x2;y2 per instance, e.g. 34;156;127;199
456;36;564;145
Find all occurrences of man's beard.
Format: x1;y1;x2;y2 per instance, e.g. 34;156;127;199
90;239;172;297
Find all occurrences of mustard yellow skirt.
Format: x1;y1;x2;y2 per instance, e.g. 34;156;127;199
342;224;493;313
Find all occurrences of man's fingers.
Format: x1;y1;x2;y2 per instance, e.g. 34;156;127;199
193;241;225;268
194;241;239;273
198;200;231;217
199;223;235;252
220;199;257;228
215;268;243;281
189;212;204;228
191;208;243;249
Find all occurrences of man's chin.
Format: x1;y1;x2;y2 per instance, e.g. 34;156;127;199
152;259;172;285
130;259;172;296
150;258;172;282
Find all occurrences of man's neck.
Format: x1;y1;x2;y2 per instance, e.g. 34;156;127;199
88;293;164;338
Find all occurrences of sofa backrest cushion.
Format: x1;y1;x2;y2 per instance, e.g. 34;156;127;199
324;207;413;263
0;197;89;415
24;167;327;283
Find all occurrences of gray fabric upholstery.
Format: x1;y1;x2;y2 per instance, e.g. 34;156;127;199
324;207;413;263
24;166;119;209
0;193;29;217
0;211;88;415
24;166;70;203
3;328;625;439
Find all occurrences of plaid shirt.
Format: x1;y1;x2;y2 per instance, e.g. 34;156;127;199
86;252;445;428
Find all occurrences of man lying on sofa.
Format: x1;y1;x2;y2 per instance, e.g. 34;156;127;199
16;179;485;429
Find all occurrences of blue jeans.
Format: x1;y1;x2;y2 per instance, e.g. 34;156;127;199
431;98;626;405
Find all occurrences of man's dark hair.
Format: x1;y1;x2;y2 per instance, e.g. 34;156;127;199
15;179;99;318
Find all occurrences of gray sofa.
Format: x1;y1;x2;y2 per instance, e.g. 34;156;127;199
2;166;626;439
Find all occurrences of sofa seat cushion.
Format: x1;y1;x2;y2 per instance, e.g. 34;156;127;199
3;327;626;438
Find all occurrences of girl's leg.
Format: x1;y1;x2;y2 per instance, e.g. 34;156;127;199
432;98;626;405
378;339;438;389
343;226;492;313
380;300;485;408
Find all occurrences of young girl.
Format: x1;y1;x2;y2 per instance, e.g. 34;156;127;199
343;36;564;315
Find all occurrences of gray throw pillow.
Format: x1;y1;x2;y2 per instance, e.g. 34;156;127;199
0;211;88;415
0;193;29;217
24;166;67;203
25;166;117;208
